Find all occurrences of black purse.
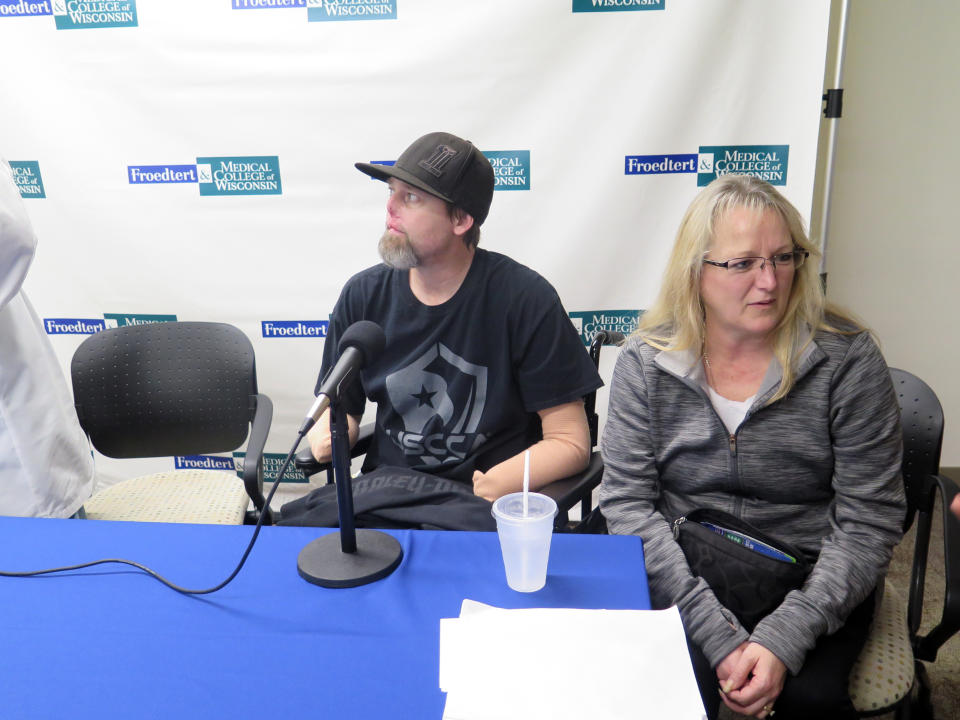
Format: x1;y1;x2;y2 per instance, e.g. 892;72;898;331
672;508;812;631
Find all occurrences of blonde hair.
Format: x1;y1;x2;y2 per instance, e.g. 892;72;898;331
639;174;861;403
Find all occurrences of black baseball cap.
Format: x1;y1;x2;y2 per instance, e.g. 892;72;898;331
355;131;495;226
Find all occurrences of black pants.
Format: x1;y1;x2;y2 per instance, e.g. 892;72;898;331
690;590;876;720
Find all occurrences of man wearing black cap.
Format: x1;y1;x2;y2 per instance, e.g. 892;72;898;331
306;132;601;501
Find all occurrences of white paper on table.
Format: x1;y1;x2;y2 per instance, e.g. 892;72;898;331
439;600;706;720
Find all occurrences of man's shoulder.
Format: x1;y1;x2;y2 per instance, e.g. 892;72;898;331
336;263;400;303
328;263;404;327
342;262;394;290
478;248;546;279
474;249;557;299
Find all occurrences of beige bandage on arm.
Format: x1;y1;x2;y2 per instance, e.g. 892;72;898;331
473;400;591;501
306;407;361;463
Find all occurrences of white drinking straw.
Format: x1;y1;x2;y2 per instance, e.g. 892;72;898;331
522;449;530;517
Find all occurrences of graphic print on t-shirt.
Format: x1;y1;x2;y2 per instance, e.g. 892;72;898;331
384;343;488;467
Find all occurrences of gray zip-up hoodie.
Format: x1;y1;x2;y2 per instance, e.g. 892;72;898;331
599;327;905;674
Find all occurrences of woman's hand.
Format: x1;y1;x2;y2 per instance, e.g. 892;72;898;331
717;642;786;718
715;641;748;693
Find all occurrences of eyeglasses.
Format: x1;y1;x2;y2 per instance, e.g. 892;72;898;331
702;249;809;274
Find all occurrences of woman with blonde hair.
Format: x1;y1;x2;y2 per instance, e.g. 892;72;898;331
600;174;905;719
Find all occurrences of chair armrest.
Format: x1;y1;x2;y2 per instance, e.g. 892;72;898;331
293;423;375;479
538;452;604;530
243;393;274;524
914;472;960;661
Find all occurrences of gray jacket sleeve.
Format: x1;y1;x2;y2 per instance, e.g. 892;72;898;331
599;342;751;666
749;332;905;673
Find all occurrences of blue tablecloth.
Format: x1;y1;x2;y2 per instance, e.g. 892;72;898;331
0;517;648;719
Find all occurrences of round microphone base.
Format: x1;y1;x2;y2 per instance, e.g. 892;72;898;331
297;529;403;589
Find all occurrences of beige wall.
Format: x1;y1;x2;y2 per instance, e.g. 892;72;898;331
813;1;960;465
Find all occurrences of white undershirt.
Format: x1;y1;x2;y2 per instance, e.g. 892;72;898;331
706;385;755;435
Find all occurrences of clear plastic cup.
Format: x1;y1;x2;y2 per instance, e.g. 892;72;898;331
491;492;557;592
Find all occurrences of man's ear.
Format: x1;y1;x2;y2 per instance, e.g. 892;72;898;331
450;208;475;237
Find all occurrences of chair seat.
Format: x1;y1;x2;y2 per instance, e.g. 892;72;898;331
848;579;915;714
84;470;249;525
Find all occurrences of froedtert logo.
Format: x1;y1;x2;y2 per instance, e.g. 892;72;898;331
9;161;45;198
262;321;329;338
175;455;238;472
197;156;282;196
697;145;789;186
0;1;52;17
232;0;304;8
103;313;177;329
569;310;641;346
52;0;138;29
233;452;308;483
44;318;106;335
307;0;396;22
624;154;696;176
573;0;664;13
128;165;198;184
486;151;530;191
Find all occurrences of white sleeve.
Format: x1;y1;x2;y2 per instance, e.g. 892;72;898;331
0;158;38;309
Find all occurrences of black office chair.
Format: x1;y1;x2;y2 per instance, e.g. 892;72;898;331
847;368;960;718
71;321;274;525
293;330;625;532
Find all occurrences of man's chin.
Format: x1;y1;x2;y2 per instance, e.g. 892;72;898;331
378;231;420;270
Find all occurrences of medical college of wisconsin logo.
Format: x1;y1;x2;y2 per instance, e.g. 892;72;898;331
696;146;789;186
625;145;790;186
307;0;396;22
486;151;530;191
9;161;45;198
197;156;282;196
232;452;309;482
0;0;138;29
572;0;664;12
569;310;641;346
53;0;136;29
127;156;282;196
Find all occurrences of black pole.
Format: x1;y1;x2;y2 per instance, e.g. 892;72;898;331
296;399;403;588
330;401;356;553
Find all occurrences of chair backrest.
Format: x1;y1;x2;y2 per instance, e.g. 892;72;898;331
584;330;626;446
889;367;945;530
71;321;257;459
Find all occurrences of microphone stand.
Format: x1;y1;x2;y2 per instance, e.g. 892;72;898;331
296;398;403;588
331;401;356;553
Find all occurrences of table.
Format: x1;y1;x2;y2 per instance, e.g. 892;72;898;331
0;517;648;719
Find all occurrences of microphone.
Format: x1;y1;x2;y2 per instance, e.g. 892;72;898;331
299;320;386;434
295;318;401;589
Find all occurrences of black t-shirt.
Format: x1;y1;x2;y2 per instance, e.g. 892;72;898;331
317;249;602;483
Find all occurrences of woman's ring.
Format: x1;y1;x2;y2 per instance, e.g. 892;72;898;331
762;705;775;717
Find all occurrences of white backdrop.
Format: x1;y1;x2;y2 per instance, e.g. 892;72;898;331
0;0;830;505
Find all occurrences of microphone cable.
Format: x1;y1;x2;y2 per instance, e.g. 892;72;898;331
0;433;306;595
